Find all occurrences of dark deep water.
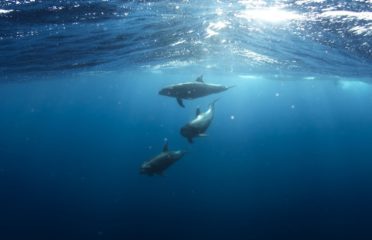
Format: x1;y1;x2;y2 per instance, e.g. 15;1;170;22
1;1;372;240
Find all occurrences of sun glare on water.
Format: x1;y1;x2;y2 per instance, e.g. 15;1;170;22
236;7;303;23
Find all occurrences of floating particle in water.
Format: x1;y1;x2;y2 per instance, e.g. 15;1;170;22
230;115;235;120
164;137;168;142
275;92;280;97
291;105;295;109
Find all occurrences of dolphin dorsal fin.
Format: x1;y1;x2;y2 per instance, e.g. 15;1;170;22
163;142;169;152
196;75;204;83
196;108;201;116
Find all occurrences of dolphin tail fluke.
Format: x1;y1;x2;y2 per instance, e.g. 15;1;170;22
210;98;220;108
177;98;185;108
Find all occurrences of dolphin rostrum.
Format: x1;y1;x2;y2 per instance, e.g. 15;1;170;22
159;75;233;107
140;142;186;176
180;99;219;143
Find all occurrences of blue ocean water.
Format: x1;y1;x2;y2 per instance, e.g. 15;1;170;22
1;1;372;239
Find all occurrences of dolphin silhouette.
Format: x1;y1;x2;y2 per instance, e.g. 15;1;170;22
140;142;186;176
180;99;219;143
159;75;233;107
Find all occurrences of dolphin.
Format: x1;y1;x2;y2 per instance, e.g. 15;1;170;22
140;142;186;176
158;75;233;107
180;99;218;143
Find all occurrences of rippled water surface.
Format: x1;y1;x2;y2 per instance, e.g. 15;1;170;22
1;0;371;77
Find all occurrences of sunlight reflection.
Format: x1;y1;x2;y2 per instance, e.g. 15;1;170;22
236;8;303;23
238;49;278;64
205;21;229;38
338;80;369;91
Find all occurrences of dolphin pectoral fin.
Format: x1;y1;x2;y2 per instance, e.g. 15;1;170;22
196;75;204;83
177;98;185;108
198;133;208;137
187;137;193;144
